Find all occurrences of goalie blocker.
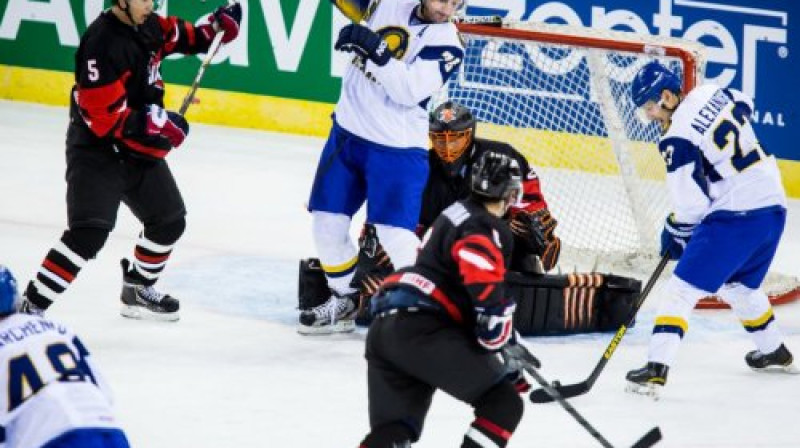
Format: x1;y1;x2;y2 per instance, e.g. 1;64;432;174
299;258;641;336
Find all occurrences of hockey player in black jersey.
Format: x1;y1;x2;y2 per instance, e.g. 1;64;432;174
359;151;538;448
423;101;561;273
18;0;241;321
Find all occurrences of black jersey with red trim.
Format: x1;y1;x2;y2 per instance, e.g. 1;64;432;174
386;199;514;329
419;138;548;233
66;10;213;159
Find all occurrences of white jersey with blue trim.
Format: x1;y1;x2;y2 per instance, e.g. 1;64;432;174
659;83;786;224
334;0;464;149
0;313;120;448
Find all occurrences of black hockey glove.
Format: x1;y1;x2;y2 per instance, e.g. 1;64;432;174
335;24;391;66
510;209;561;271
500;337;540;394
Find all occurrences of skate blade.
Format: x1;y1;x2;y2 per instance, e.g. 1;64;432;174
625;381;661;401
750;363;800;375
297;319;356;335
121;305;180;322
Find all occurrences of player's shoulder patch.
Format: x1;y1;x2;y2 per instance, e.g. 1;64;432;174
443;201;470;226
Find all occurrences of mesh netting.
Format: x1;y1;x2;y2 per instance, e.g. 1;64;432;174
433;21;694;269
433;20;799;301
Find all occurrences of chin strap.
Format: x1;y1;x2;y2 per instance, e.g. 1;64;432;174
118;0;138;30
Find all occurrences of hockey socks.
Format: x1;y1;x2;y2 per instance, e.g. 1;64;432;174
463;382;523;448
24;229;104;310
129;232;175;286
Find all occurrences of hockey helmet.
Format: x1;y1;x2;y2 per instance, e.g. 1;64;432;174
470;151;522;207
429;101;476;177
631;61;681;107
0;265;19;315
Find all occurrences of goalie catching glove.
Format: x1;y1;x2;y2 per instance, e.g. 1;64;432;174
509;209;561;271
350;224;395;325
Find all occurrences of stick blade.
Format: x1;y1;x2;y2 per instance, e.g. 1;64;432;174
631;427;662;448
529;382;590;403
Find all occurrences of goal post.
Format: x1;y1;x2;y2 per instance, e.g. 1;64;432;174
440;18;798;308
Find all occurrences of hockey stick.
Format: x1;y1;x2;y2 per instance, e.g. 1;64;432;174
504;343;662;448
529;254;671;403
179;0;236;115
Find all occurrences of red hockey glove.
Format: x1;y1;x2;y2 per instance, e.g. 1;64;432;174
201;3;242;44
145;105;189;148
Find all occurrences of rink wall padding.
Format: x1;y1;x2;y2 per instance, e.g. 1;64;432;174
0;64;334;138
1;63;799;198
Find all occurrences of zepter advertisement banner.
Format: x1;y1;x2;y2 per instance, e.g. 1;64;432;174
0;0;797;191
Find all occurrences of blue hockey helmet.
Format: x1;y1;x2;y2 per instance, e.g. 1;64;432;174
631;61;681;107
0;265;19;315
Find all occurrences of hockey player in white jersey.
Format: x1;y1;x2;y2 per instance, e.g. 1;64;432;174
300;0;465;334
0;266;129;447
625;61;797;398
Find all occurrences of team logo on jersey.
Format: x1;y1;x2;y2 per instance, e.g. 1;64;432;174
147;53;164;90
376;26;410;60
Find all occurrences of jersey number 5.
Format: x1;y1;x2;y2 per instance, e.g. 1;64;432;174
713;106;769;173
6;336;97;412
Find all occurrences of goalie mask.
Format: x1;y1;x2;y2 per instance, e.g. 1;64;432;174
470;151;522;212
429;101;476;178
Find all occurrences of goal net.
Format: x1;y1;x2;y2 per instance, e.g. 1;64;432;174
437;18;799;307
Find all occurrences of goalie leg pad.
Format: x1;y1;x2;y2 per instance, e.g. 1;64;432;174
298;258;330;310
508;272;641;336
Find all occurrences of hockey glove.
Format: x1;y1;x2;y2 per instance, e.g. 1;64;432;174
335;24;391;67
475;302;516;351
510;209;561;271
145;105;189;149
500;338;540;394
211;2;242;43
660;214;696;260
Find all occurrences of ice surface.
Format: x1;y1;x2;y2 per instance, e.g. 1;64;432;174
1;101;798;447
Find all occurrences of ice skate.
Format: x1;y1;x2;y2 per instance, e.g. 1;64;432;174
120;259;179;322
745;344;799;374
298;291;358;335
625;362;669;400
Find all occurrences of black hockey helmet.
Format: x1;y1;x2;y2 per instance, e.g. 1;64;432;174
470;150;522;207
429;100;476;177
